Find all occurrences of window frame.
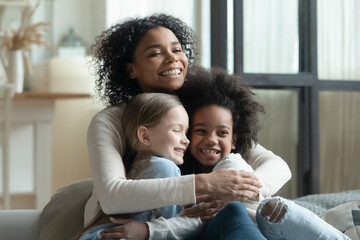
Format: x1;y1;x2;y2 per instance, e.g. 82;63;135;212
211;0;360;196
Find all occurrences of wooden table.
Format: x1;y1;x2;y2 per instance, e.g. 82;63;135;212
10;92;90;209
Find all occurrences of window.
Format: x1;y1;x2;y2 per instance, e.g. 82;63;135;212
212;0;360;197
106;0;211;67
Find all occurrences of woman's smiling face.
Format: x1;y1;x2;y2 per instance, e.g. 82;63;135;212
127;27;189;93
189;105;236;172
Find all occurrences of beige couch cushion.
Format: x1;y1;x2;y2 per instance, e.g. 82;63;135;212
39;179;93;240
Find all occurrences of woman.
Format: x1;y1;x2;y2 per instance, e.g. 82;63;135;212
85;14;291;239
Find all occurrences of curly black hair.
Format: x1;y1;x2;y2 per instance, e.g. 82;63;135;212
90;14;199;106
177;65;265;157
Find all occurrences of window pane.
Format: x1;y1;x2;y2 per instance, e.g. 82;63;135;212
243;0;299;74
317;0;360;81
106;0;195;29
254;89;299;198
105;0;213;67
319;91;360;193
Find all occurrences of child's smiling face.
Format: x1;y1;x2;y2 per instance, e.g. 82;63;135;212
147;105;190;165
189;105;236;172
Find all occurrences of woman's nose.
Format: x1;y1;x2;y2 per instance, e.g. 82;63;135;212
165;51;178;62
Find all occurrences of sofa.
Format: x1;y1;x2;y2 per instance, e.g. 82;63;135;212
1;178;359;240
0;179;93;240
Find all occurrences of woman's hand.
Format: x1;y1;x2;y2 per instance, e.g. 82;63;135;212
180;194;228;221
99;217;149;240
195;169;262;200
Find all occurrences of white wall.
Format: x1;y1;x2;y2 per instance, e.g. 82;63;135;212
31;0;107;193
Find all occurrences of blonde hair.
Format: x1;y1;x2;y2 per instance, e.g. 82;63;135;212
122;92;183;175
74;93;183;239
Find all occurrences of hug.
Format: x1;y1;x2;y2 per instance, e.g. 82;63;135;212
78;14;350;240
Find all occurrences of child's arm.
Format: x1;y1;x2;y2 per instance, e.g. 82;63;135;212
146;216;203;240
212;153;254;173
98;215;203;240
247;143;292;199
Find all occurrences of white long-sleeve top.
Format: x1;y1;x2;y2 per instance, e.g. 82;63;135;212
84;104;292;238
148;153;289;239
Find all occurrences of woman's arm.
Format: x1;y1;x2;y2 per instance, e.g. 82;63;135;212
87;105;195;215
86;106;254;217
99;215;203;240
247;143;292;199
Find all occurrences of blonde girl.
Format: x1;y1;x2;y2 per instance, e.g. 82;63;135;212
79;93;192;240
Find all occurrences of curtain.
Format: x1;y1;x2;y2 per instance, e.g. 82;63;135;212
318;0;360;193
317;0;360;80
243;0;299;74
106;0;195;29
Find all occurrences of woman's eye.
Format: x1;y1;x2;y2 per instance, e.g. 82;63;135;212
149;52;161;57
173;49;183;53
173;129;180;133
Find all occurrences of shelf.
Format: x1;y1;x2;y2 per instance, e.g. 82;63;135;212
14;92;91;99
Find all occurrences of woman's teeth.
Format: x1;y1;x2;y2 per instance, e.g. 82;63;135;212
161;69;180;76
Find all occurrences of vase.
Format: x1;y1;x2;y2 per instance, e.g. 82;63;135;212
7;50;24;93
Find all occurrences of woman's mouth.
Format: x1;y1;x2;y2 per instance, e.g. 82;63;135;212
159;68;181;76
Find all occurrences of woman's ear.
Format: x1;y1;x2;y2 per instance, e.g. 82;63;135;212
126;63;137;79
231;134;237;150
137;126;150;147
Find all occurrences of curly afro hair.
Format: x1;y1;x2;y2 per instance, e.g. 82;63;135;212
90;14;199;106
177;65;265;156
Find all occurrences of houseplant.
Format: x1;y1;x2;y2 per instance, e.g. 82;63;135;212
0;0;50;93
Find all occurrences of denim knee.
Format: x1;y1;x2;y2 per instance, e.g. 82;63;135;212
223;201;247;216
256;197;351;240
256;197;287;224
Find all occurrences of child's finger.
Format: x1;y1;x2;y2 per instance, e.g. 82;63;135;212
99;232;125;239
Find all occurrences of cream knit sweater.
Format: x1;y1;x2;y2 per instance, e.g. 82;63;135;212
84;104;291;239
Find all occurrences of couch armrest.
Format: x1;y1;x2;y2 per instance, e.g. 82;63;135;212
0;209;42;240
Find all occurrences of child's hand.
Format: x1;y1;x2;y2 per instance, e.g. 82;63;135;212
98;217;149;240
180;194;228;221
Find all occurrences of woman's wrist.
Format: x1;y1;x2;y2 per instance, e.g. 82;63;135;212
195;173;209;194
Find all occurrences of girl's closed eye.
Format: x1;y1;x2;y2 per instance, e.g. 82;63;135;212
194;128;206;134
218;130;229;136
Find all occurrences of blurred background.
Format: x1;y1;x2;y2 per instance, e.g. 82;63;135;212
0;0;359;209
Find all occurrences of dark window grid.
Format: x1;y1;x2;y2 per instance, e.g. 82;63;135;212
232;0;320;196
210;0;319;196
212;0;360;196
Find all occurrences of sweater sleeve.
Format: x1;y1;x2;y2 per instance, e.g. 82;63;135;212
212;153;254;173
86;105;196;216
247;143;292;198
146;215;203;240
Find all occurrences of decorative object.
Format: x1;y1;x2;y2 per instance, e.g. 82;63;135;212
0;0;50;93
5;49;24;92
58;28;87;57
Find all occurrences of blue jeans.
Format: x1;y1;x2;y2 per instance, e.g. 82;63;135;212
256;197;351;240
198;201;266;240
